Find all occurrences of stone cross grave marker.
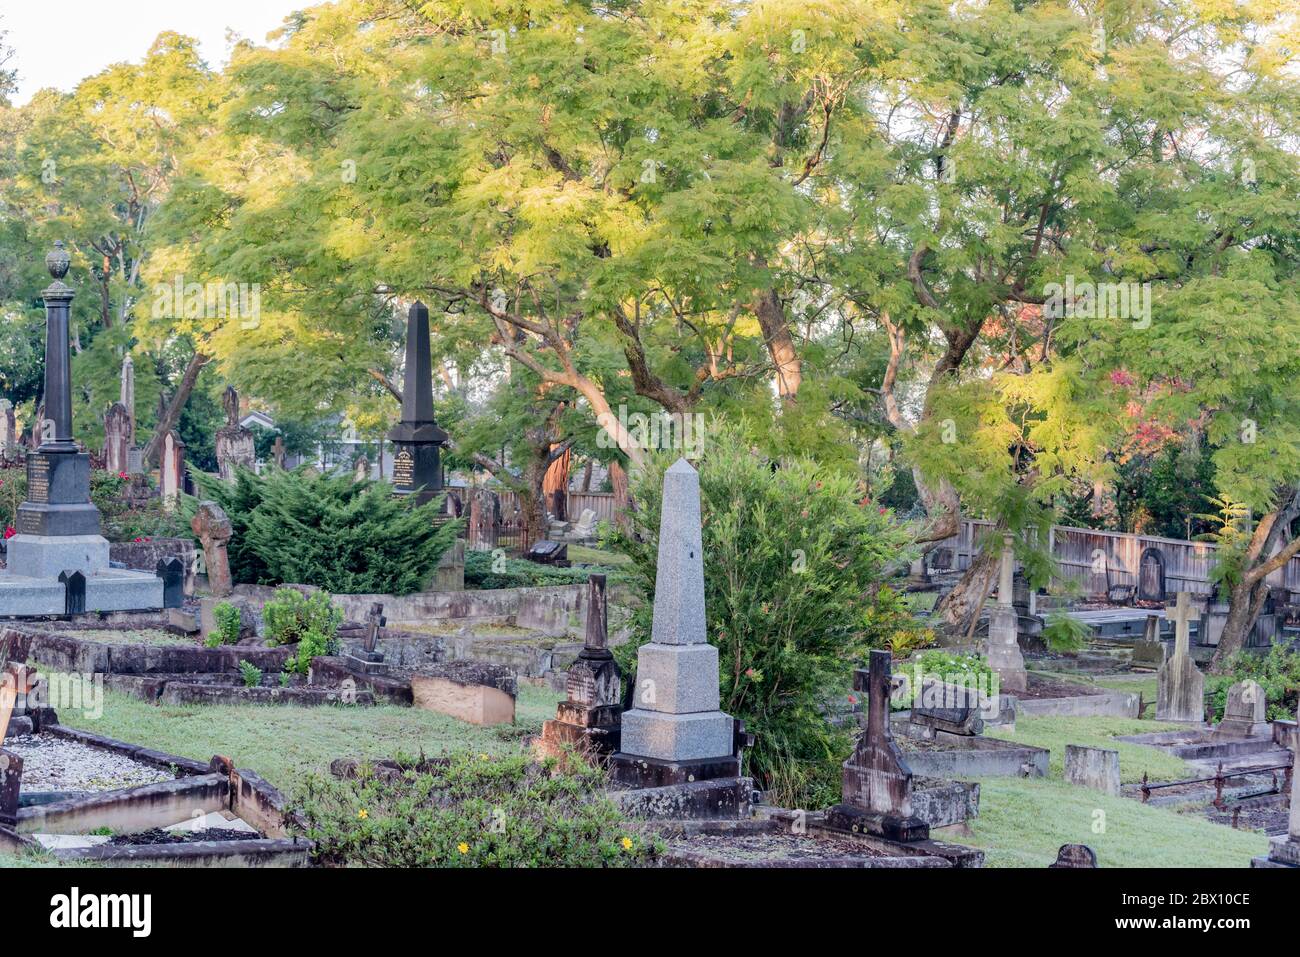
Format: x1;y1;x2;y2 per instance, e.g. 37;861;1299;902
986;534;1027;693
0;633;32;828
610;459;739;786
103;402;130;475
826;649;929;841
538;573;623;758
1157;591;1205;723
362;602;386;660
215;386;256;482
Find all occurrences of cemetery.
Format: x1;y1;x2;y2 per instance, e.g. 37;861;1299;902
0;0;1297;892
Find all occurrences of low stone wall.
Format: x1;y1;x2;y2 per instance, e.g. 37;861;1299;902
901;734;1049;779
17;627;293;676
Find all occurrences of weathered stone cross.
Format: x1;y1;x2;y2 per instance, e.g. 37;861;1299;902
1170;590;1193;659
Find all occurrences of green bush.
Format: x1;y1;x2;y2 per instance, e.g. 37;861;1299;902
610;425;915;809
290;628;337;675
1040;610;1092;653
196;468;461;594
913;651;995;696
293;752;660;867
206;602;243;647
463;550;627;590
1;467;193;543
1206;645;1300;722
239;660;263;688
263;588;343;647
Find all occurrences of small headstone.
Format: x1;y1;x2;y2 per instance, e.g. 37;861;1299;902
271;435;286;469
911;677;984;736
1049;844;1098;868
353;455;370;483
190;501;234;598
0;399;15;461
346;601;387;670
572;507;599;539
59;570;86;615
1215;679;1269;738
215;387;256;482
103;402;131;474
526;540;569;565
155;557;185;609
1064;744;1121;795
1131;614;1165;669
161;431;185;509
1157;592;1205;723
467;488;500;550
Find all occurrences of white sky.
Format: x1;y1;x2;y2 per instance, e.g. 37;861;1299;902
4;1;311;104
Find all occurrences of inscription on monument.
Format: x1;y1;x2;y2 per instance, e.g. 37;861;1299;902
26;456;50;504
17;511;40;535
393;449;414;489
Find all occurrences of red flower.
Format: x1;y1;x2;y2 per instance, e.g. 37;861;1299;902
3;526;15;540
847;694;858;705
118;471;128;480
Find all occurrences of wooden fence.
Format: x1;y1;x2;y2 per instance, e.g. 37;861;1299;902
931;518;1300;600
494;490;620;525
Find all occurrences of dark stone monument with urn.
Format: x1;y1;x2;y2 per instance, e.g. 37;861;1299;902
387;301;448;506
0;243;164;615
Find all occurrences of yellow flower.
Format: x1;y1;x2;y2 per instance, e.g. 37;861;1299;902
357;809;368;820
621;837;634;851
458;842;469;855
479;753;489;761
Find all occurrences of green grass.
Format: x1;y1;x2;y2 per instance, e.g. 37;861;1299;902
963;776;1269;867
568;544;631;565
987;715;1190;783
1030;668;1159;711
57;685;564;793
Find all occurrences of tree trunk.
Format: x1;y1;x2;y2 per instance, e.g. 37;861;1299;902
933;548;1000;643
752;287;801;401
143;351;208;467
609;459;630;530
1210;579;1270;672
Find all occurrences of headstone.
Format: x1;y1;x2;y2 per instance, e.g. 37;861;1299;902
0;399;15;461
103;402;130;474
526;540;568;565
190;501;233;598
986;535;1027;693
387;301;448;504
1215;679;1269;738
1156;591;1205;723
467;488;500;551
911;676;984;736
1049;844;1098;868
1137;546;1165;603
538;574;623;758
572;507;599;540
344;601;388;672
214;386;256;482
155;557;184;609
271;435;286;470
120;353;135;446
1256;704;1300;867
610;460;740;787
1064;744;1121;795
824;649;929;841
1131;614;1165;669
353;455;369;483
161;431;185;509
59;570;86;615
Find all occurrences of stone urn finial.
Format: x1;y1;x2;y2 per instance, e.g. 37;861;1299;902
45;241;71;280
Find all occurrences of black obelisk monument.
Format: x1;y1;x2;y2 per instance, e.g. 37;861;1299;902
386;301;447;505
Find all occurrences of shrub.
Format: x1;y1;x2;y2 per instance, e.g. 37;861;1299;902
1;467;194;543
914;650;995;692
292;628;337;675
239;660;263;688
1041;610;1092;653
293;751;660;867
196;468;461;594
609;425;915;808
463;550;627;590
263;588;343;647
206;602;243;647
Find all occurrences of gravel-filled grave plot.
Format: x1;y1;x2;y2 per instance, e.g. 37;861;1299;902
4;734;175;792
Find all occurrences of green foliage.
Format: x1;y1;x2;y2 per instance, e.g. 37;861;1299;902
196;469;461;594
239;660;263;689
1040;611;1092;654
262;588;343;648
611;426;913;807
915;651;995;691
1205;646;1300;723
207;602;241;648
291;629;338;676
293;752;659;868
462;550;627;591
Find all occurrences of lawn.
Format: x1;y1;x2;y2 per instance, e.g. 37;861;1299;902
964;776;1269;867
568;544;631;566
56;684;564;793
987;715;1190;783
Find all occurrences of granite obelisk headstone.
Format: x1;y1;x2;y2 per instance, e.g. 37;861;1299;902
610;459;740;786
387;301;447;505
986;534;1027;693
0;243;163;613
1156;591;1204;723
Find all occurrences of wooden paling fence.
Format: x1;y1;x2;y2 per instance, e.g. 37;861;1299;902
931;518;1300;601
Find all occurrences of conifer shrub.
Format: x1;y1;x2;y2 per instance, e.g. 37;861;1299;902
197;469;461;594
